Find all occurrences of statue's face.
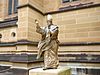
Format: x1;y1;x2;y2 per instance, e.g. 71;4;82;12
47;19;52;25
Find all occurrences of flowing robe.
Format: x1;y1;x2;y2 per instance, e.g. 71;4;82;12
36;24;59;69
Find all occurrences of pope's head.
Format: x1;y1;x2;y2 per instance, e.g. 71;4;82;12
47;14;53;25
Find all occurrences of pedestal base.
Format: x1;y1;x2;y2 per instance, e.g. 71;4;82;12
29;67;71;75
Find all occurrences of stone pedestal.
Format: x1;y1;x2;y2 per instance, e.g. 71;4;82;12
29;67;71;75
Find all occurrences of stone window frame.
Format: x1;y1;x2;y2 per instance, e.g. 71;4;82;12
60;0;94;9
8;0;18;15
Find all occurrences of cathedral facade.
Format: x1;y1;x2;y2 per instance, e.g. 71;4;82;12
0;0;100;75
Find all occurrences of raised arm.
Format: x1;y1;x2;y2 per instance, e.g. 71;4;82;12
35;20;45;35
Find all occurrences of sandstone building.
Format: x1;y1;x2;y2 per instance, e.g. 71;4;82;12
0;0;100;75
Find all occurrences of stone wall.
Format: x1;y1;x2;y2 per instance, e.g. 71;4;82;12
0;46;16;53
18;0;44;41
43;0;60;12
28;8;44;42
29;0;44;12
0;0;100;43
0;0;18;20
46;7;100;43
59;45;100;55
43;0;100;55
0;27;17;42
0;0;6;20
17;0;44;54
43;0;100;13
0;0;100;69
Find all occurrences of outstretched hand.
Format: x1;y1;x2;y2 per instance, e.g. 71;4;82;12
35;19;40;28
35;19;39;25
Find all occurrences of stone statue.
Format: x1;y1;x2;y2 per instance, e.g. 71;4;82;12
35;14;59;70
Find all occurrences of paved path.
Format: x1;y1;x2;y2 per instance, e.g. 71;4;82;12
0;68;28;75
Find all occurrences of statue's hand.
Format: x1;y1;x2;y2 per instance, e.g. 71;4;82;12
35;19;40;28
35;19;39;25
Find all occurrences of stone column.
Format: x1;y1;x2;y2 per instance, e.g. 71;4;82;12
17;0;44;53
11;0;44;70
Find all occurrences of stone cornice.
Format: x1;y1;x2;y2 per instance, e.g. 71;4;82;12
0;42;16;47
0;3;100;28
1;40;100;47
17;3;100;15
59;42;100;46
17;4;44;15
0;16;18;23
0;54;100;63
16;40;38;46
0;40;38;47
0;16;18;28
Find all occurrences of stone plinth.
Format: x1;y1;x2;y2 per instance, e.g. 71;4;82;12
29;67;71;75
